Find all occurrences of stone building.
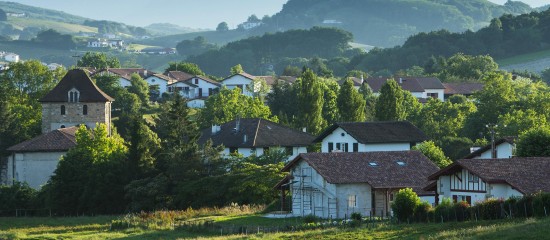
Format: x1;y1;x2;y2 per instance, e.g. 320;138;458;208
40;69;114;134
2;69;114;188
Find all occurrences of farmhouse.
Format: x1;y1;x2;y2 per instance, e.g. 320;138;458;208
221;72;257;97
4;69;114;189
198;118;314;160
277;151;439;218
426;157;550;205
315;121;428;153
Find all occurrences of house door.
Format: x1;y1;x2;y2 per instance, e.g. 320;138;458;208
198;88;203;97
371;192;376;216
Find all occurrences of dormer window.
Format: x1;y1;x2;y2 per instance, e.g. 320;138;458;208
68;88;80;103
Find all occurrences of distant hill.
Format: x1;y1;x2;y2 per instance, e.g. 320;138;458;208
0;1;88;24
146;0;536;48
144;23;207;36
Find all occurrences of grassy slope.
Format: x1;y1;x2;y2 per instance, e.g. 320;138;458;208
140;30;249;47
497;48;550;73
8;17;97;34
1;215;549;239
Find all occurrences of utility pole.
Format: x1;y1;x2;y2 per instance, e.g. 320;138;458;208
486;124;498;158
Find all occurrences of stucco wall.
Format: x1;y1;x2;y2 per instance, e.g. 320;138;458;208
189;77;219;97
7;152;66;189
477;143;514;159
222;146;307;161
146;76;168;95
42;102;111;133
320;127;412;153
222;75;254;96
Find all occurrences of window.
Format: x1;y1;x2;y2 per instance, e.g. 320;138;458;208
396;161;406;166
328;142;334;152
285;147;293;156
369;162;378;167
61;105;66;115
353;143;358;152
427;92;439;99
452;195;472;205
83;105;88;115
68;89;80;102
348;195;357;208
60;125;66;128
335;142;348;152
468;172;479;183
195;78;198;84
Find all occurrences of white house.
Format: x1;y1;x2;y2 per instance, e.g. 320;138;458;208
277;151;439;218
197;118;314;161
93;68;153;88
167;75;220;102
168;81;197;99
4;53;19;63
315;121;428;153
463;137;515;159
6;127;78;189
363;77;445;101
426;157;550;205
221;72;257;97
144;73;176;97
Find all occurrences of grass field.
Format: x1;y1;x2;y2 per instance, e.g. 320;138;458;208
1;214;549;239
8;17;97;34
497;48;550;67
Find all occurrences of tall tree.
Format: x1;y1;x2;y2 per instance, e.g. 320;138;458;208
358;83;377;121
298;68;326;134
128;73;150;108
165;62;205;75
375;79;405;121
516;126;550;157
216;22;229;31
230;64;244;75
337;79;365;122
77;52;121;69
412;141;452;168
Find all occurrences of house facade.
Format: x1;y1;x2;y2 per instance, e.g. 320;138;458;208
315;121;428;153
427;157;550;205
279;151;439;218
198;118;314;160
221;72;256;97
463;137;515;159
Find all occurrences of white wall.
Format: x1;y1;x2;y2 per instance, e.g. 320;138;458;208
222;146;307;161
187;99;205;108
423;89;445;101
476;143;514;159
189;77;219;98
7;152;66;189
320;127;412;153
222;75;254;96
170;82;196;99
145;76;168;95
118;77;131;88
335;184;372;218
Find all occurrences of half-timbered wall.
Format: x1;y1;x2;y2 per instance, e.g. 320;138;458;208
450;169;487;193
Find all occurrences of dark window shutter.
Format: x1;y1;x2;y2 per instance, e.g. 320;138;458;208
328;142;333;152
466;196;472;205
452;195;458;203
344;143;349;152
336;143;341;150
353;143;358;152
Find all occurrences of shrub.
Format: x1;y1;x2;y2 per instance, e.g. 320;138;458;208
350;212;362;221
434;197;453;222
533;192;550;217
303;214;320;223
414;201;432;222
0;182;38;216
453;201;470;221
472;198;503;220
391;188;421;222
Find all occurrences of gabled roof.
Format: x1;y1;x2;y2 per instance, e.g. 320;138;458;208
364;77;444;92
222;72;256;82
463;137;516;159
338;77;363;87
198;118;315;148
166;71;194;81
40;69;114;102
314;121;428;144
149;73;177;84
283;151;439;194
443;83;484;95
184;75;221;86
7;127;78;152
427;157;550;194
255;76;298;86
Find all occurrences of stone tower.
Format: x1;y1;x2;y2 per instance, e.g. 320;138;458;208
40;69;114;134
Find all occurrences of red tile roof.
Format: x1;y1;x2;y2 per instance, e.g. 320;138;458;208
364;77;444;92
314;121;428;144
166;71;194;81
7;127;78;152
443;83;484;95
428;157;550;194
283;151;439;195
40;69;114;102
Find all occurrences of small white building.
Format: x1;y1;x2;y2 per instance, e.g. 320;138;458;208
6;127;78;189
315;121;428;153
144;73;176;97
463;137;515;159
198;118;314;161
277;151;439;218
426;157;550;205
167;75;221;104
4;53;19;63
221;72;257;97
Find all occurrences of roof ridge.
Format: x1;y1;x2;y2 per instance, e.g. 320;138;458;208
253;118;261;147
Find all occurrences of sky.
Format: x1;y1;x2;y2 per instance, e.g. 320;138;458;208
13;0;549;29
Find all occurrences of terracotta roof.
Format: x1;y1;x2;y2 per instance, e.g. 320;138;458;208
279;76;297;84
256;76;297;86
166;71;194;81
314;121;428;144
463;137;516;159
95;68;157;80
364;77;444;92
184;75;221;86
150;73;176;84
40;69;114;102
428;157;550;194
7;126;78;152
443;83;484;95
283;151;439;194
338;77;363;87
198;118;315;148
223;72;256;82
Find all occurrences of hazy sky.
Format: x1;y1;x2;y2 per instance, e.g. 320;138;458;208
13;0;549;29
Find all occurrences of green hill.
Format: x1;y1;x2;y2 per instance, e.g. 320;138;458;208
0;1;88;24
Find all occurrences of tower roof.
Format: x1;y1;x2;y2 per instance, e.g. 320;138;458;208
40;69;114;102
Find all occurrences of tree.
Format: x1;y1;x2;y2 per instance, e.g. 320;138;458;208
77;52;121;69
46;124;128;214
230;64;244;74
337;79;365;122
216;22;229;31
391;188;421;222
438;54;499;82
33;29;75;49
321;80;339;125
359;83;377;121
199;87;276;128
175;36;217;57
497;109;547;137
128;73;150;108
123;114;161;179
375;79;405;121
165;61;205;76
542;67;550;85
0;9;7;21
282;65;301;76
297;68;326;134
413;141;452;168
516;126;550;157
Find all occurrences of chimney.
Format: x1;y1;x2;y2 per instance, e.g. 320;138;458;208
143;69;148;76
243;134;247;143
360;74;364;84
211;124;221;135
302;127;307;133
399;77;403;84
